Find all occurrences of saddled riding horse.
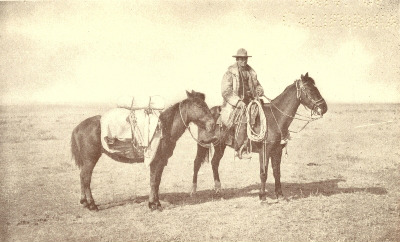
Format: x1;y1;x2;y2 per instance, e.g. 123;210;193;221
192;73;328;200
71;90;217;211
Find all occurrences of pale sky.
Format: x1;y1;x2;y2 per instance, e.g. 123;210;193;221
1;1;399;105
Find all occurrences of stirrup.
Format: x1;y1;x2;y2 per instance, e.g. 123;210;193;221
235;146;252;160
235;150;251;160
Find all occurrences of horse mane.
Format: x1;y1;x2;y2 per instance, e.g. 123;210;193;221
271;74;315;103
158;90;206;136
159;102;180;136
304;76;315;85
272;81;296;103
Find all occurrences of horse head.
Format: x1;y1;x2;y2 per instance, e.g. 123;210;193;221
297;72;328;116
183;90;216;143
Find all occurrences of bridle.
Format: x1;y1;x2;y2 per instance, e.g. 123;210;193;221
296;79;325;116
178;101;214;148
263;79;325;134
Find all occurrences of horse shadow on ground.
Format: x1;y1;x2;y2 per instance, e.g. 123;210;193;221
98;179;387;210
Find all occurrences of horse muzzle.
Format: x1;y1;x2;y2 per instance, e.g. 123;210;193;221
205;119;215;133
313;99;328;116
199;134;218;144
198;120;217;144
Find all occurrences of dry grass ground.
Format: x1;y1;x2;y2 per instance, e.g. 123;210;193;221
1;103;399;241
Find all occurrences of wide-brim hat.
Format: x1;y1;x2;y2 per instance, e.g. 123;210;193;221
232;48;252;57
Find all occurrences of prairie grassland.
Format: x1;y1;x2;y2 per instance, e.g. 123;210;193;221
1;103;399;241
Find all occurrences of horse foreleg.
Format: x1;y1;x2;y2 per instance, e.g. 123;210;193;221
149;160;159;210
271;147;284;199
259;148;270;201
149;159;165;211
191;145;208;196
80;161;98;211
211;144;226;193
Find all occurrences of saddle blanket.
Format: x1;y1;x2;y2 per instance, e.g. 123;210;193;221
100;108;162;166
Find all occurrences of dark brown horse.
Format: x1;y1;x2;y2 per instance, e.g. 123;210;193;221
71;90;216;211
192;73;328;200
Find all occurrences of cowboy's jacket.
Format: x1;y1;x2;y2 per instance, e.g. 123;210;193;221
221;63;263;107
219;63;264;126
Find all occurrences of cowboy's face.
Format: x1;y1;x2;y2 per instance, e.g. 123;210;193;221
236;57;248;67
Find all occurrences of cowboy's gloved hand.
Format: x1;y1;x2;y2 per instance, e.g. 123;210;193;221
256;86;264;96
236;100;246;109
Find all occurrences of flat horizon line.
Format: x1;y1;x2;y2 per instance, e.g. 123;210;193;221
1;101;399;106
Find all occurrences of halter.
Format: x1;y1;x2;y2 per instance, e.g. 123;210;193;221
178;101;213;148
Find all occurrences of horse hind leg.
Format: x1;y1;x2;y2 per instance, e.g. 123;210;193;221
80;160;98;211
71;115;102;211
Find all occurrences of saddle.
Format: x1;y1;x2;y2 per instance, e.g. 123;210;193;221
216;102;260;147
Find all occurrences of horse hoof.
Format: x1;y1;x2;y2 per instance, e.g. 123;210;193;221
148;202;162;211
259;193;267;201
190;185;197;197
148;202;156;210
80;199;89;208
276;196;287;202
276;192;284;200
214;181;221;194
88;202;99;211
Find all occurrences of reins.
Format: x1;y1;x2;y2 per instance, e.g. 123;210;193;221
261;79;323;134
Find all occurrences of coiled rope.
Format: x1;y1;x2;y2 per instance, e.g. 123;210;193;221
246;100;267;142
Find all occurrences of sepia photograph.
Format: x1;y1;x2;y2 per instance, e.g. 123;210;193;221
1;1;399;241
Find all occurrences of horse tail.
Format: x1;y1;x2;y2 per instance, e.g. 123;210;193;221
71;128;83;168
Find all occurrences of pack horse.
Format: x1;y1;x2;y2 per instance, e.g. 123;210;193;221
71;90;216;211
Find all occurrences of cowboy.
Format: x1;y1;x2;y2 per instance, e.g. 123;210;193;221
220;48;264;125
220;48;264;154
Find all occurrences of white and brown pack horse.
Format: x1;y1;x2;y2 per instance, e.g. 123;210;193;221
192;73;328;200
71;90;217;211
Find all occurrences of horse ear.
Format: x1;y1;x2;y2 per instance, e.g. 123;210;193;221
301;74;304;79
199;93;205;101
186;90;191;98
305;72;309;77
